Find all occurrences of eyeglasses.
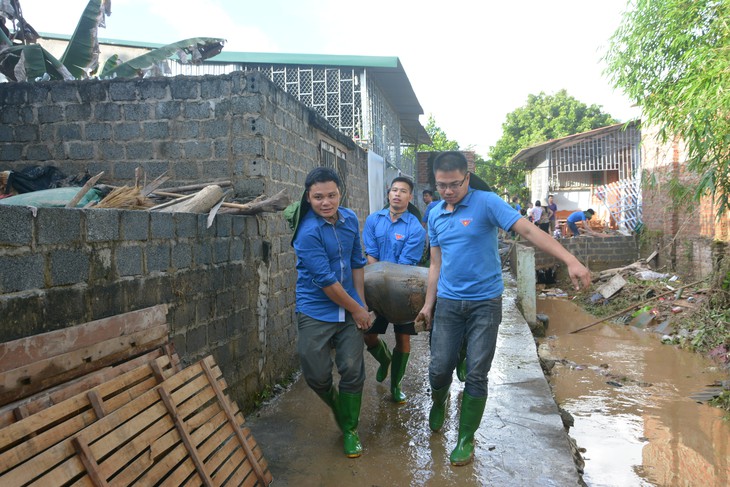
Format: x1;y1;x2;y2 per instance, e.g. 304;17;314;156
435;174;468;192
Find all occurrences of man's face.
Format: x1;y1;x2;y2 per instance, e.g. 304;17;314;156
548;195;554;204
307;181;340;220
435;169;469;206
423;192;433;205
389;181;412;212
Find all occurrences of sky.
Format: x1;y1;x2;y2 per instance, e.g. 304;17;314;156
18;0;641;158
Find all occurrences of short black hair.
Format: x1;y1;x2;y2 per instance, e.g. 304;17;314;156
433;151;468;174
423;189;434;197
305;167;340;192
585;208;595;217
391;176;414;192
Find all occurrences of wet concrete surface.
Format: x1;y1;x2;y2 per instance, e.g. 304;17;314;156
537;297;730;487
247;284;582;486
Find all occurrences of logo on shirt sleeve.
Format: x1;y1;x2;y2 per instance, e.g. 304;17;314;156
460;219;472;227
395;233;405;240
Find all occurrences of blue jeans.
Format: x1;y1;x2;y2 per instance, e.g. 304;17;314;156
429;297;502;398
567;220;580;237
297;312;365;395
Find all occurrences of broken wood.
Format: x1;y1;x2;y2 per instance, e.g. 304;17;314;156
65;171;104;208
139;172;170;197
158;180;232;193
153;188;290;215
157;185;224;213
569;278;708;334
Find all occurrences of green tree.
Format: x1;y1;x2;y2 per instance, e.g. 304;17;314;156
478;90;617;198
417;114;460;152
604;0;730;216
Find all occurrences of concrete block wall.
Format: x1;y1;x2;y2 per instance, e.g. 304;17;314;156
0;72;370;411
514;235;639;275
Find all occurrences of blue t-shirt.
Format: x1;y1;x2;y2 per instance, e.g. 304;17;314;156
428;190;521;301
293;207;367;322
567;211;586;224
422;200;439;224
363;209;426;265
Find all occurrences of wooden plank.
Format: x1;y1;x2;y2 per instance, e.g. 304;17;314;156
201;359;270;486
2;440;79;485
211;446;245;485
103;420;178;485
0;325;168;405
85;401;168;460
157;388;215;487
154;457;201;487
0;305;168;373
72;437;109;487
0;349;169;428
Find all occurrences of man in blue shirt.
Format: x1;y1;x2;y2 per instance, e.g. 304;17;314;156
292;167;371;458
363;176;426;403
422;189;440;229
416;152;592;466
567;208;596;237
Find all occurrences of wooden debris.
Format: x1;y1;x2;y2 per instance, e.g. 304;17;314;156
218;189;290;215
156;185;224;213
97;185;155;209
65;171;104;209
158;180;232;194
596;274;627;299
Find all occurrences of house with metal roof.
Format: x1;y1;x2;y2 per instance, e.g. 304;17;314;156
511;120;642;233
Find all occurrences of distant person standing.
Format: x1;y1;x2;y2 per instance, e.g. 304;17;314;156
547;194;558;234
290;167;371;458
422;189;440;229
363;177;426;403
511;196;521;212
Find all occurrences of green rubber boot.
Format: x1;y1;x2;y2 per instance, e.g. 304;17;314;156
456;343;467;382
390;351;410;404
449;392;487;466
336;391;363;458
316;386;338;418
428;385;450;432
367;339;392;383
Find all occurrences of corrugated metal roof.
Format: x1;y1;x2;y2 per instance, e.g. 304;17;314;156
511;120;640;169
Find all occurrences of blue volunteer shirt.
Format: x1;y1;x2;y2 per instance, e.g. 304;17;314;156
363;209;426;265
428;190;521;300
422;200;439;224
293;207;367;322
567;211;586;224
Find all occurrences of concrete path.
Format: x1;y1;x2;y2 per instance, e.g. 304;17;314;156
247;283;582;486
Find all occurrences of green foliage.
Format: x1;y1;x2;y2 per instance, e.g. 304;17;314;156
416;115;460;152
0;0;225;81
605;0;730;217
477;90;617;198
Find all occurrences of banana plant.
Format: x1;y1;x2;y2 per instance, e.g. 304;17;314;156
0;0;225;82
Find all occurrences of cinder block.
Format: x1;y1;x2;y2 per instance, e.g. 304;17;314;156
123;103;151;121
202;159;230;180
86;208;120;242
50;83;79;103
139;79;169;100
85;122;112;141
232;137;264;158
109;81;138;101
155;101;181;120
215;214;233;237
201;77;231;99
78;81;108;102
214;239;229;263
95;104;121;122
0;205;33;246
157;141;183;159
43;286;87;329
57;123;82;141
173;121;200;138
230;95;262;115
15;124;39;142
65;103;93;121
172;243;193;269
114;122;142;141
184;102;212;120
50;248;90;286
126;141;155;160
37;207;82;245
183;141;211;159
170;79;200;100
38;106;64;123
201;119;229;139
98;141;125;160
120;210;149;240
186;324;208;355
174;213;198;238
0;254;44;292
0;125;12;142
143;121;169;139
68;142;94;160
194;242;213;266
116;245;143;277
146;242;171;273
150;212;174;239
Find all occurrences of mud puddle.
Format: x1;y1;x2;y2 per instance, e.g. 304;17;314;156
537;297;729;486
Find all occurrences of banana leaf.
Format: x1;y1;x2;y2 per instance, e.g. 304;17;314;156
100;37;225;79
0;43;73;81
0;23;11;48
60;0;110;79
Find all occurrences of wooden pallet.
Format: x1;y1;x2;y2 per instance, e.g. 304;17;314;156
0;355;272;486
0;305;170;407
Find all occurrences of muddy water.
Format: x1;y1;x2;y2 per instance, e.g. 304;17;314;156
537;297;730;487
